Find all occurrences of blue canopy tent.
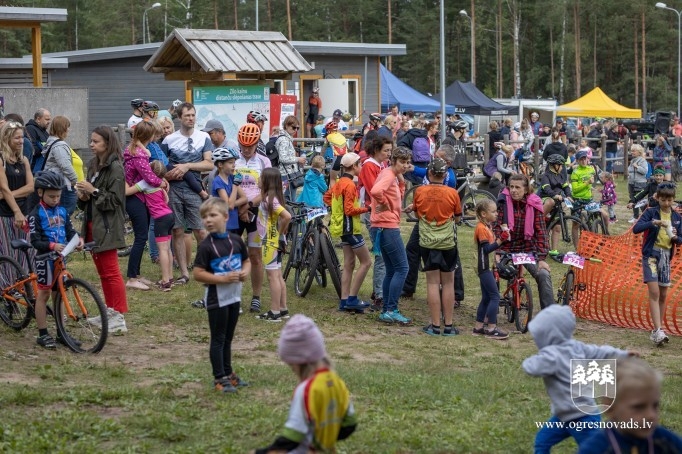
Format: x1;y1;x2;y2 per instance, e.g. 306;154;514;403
439;81;518;115
380;64;455;114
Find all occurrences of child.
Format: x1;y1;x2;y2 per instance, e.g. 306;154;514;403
537;153;572;256
628;164;665;212
193;198;251;393
211;147;248;234
411;158;462;336
633;181;682;346
297;154;328;208
254;314;357;453
323;153;371;312
578;357;682;453
256;167;292;322
29;171;83;348
600;171;617;223
472;199;509;339
523;305;634;453
570;150;609;238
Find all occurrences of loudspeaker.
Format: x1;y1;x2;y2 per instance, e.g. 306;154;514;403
655;111;673;135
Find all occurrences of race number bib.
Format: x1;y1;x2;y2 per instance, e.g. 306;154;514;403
306;207;328;222
511;253;536;265
562;252;585;269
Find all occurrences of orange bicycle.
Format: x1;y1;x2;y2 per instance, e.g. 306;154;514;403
494;252;534;333
0;238;107;353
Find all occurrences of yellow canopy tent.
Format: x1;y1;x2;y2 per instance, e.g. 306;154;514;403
556;87;641;118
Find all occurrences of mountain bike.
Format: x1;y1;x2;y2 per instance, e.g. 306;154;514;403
494;252;534;333
0;238;108;353
555;253;602;306
573;200;609;235
403;167;495;226
545;198;590;262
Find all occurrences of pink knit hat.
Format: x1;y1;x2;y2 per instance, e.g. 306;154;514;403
278;314;327;365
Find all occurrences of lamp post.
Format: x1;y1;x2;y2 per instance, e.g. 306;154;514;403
143;3;162;44
459;9;475;84
656;2;681;119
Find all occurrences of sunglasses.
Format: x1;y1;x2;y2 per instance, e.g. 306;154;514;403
290;126;300;130
4;121;22;128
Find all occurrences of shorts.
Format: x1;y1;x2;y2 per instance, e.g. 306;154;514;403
332;155;343;172
643;248;671;286
264;248;282;270
420;247;457;272
237;207;260;248
169;184;203;231
340;234;366;249
154;213;174;242
35;256;55;290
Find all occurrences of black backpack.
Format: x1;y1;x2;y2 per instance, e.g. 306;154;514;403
265;136;280;167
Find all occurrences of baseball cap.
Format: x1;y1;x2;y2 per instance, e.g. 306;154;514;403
575;150;588;160
333;109;343;117
427;157;448;175
340;153;361;167
201;119;224;132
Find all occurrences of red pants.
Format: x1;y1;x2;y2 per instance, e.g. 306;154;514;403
92;248;128;314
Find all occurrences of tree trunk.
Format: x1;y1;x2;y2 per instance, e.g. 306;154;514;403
388;0;392;71
634;18;639;108
642;10;647;114
267;0;272;30
559;5;566;104
510;0;520;98
214;0;218;29
286;0;292;40
550;24;555;98
593;17;597;88
234;0;238;29
573;1;581;98
472;0;477;86
497;0;503;97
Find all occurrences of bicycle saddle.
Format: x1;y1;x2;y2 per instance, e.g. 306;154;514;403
10;239;32;251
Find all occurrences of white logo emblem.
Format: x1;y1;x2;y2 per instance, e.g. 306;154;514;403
570;359;616;415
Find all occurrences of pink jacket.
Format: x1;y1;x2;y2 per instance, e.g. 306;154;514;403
369;167;405;228
124;145;163;203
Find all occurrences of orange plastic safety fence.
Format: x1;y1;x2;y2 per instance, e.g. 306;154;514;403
570;229;682;336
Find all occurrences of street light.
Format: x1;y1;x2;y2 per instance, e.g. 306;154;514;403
656;2;681;119
143;3;162;44
459;9;475;85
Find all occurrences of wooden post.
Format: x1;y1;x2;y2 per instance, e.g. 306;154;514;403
534;137;540;171
623;135;630;180
31;26;42;87
117;124;127;149
600;136;607;171
484;133;490;163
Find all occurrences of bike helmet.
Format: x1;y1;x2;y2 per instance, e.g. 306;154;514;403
369;113;382;122
496;255;517;280
325;121;339;134
141;101;159;112
212;146;240;162
171;99;182;109
131;98;144;109
238;123;261;146
451;119;468;131
546;154;566;166
247;110;268;123
34;171;63;190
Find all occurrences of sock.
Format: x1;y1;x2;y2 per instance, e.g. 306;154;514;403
39;328;48;337
271;310;280;315
443;324;453;334
431;325;441;334
347;296;358;305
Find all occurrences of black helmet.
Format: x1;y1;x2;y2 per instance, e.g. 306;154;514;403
141;101;159;112
34;171;63;190
546;154;566;166
131;98;144;109
496;255;517;280
369;113;382;122
451;120;468;131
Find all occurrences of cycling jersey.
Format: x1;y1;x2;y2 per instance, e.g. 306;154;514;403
235;153;271;201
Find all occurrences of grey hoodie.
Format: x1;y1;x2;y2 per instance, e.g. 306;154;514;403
43;135;78;189
522;305;629;422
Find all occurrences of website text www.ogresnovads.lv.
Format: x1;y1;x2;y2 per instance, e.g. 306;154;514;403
535;419;653;432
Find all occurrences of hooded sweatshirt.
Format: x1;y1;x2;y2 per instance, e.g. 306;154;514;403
43;136;78;188
522;305;629;422
297;168;328;208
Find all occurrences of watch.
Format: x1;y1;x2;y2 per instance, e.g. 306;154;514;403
92;189;100;198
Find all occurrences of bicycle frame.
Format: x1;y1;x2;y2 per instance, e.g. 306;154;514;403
502;265;527;311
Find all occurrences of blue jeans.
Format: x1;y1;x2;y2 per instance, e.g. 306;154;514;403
605;151;616;173
126;195;149;279
60;187;77;216
148;218;158;260
534;414;601;454
365;217;385;299
378;228;408;312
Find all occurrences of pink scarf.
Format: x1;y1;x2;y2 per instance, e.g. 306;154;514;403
501;187;544;241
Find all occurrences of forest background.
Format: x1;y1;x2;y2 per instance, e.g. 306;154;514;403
0;0;679;116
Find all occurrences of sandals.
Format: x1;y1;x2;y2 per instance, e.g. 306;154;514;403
175;275;190;285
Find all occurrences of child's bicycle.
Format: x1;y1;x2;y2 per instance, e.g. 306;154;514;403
555;252;602;306
494;252;535;333
0;238;108;353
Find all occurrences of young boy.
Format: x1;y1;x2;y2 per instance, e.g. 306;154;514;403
628;164;666;212
297;154;328;208
193;198;251;392
29;171;83;349
633;182;682;346
523;305;634;453
538;153;572;257
324;153;371;312
211;147;248;234
411;158;462;336
570;149;609;237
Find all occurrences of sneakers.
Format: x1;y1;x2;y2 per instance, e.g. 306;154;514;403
442;326;459;336
548;250;559;257
279;309;291;319
228;373;249;388
378;310;412;325
609;217;617;224
126;279;150;291
108;310;128;334
422;324;441;336
214;377;237;393
345;300;370;313
378;312;395;323
484;327;509;340
36;334;57;349
191;299;206;309
472;327;486;336
650;328;669;346
250;297;261;313
628;217;637;224
256;310;282;322
369;298;383;312
88;307;118;329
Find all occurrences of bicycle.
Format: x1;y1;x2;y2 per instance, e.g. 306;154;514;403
555;253;602;306
403;167;496;226
283;202;328;297
494;252;534;333
545;198;590;262
573;199;609;235
0;238;108;353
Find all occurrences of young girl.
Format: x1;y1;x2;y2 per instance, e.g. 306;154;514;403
211;147;248;234
256;168;292;322
600;171;618;223
297;154;328;208
579;357;682;453
473;199;510;339
254;314;357;453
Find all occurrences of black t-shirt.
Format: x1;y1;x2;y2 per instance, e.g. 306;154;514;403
194;233;248;311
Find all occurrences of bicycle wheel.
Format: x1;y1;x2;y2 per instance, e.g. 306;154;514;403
0;256;33;331
54;278;108;353
294;229;320;297
402;185;418;221
320;228;342;298
590;214;609;235
283;221;300;281
559;271;574;306
461;189;496;227
547;215;589;259
513;282;534;333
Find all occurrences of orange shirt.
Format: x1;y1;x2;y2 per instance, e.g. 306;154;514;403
413;184;462;225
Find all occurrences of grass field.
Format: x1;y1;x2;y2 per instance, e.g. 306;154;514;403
1;177;682;453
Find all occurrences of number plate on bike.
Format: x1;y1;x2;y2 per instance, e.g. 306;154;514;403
585;202;601;213
511;253;536;265
562;252;585;269
306;207;328;222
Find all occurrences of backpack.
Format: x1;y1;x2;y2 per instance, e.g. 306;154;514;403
31;139;60;174
411;137;431;163
265;136;280;167
484;151;502;178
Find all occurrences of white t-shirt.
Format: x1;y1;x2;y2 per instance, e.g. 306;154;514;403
127;115;143;129
323;117;349;130
162;129;214;189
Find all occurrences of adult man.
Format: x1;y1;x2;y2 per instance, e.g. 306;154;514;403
246;110;268;157
25;108;51;158
529;111;543;136
234;123;272;313
493;174;554;309
324;109;350;131
202;119;240;192
306;87;322;137
127;98;144;128
162;102;215;283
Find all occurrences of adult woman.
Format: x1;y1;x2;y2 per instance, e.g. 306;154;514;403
487;121;503;157
627;144;649;222
75;126;128;333
426;120;438;156
652;135;672;182
276;115;306;201
0;121;34;268
519;118;535;153
158;116;175;140
43;115;78;215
